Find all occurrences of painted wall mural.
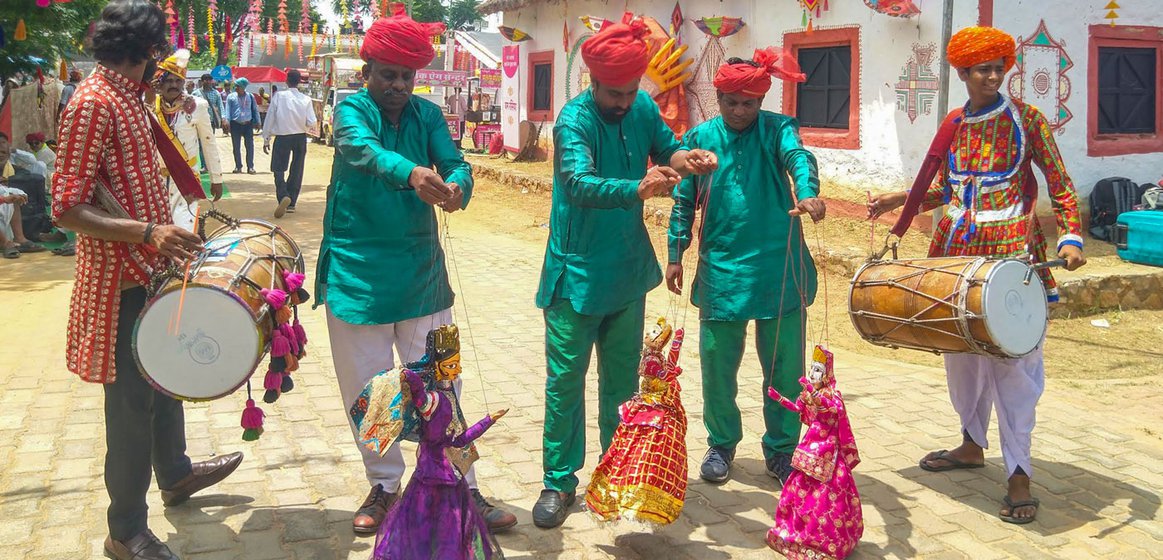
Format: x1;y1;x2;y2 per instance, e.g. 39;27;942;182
894;42;939;124
1007;20;1074;134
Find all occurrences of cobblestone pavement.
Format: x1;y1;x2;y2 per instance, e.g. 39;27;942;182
0;142;1160;560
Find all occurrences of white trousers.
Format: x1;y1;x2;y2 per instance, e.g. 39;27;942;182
944;343;1045;478
327;306;478;492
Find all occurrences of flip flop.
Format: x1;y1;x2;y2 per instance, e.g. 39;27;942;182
3;245;19;259
1000;495;1039;525
16;241;45;253
52;243;76;256
918;449;986;472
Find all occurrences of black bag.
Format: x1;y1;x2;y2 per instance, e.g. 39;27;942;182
7;171;53;240
1089;177;1149;241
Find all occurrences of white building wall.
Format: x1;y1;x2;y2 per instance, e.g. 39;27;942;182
499;0;1163;200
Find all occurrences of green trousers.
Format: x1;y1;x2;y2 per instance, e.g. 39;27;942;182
542;297;645;494
701;308;806;459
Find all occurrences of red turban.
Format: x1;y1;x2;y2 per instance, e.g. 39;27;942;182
713;47;805;98
581;14;650;86
26;132;46;144
947;26;1016;72
360;3;447;70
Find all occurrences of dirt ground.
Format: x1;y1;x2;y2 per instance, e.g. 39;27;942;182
464;159;1163;428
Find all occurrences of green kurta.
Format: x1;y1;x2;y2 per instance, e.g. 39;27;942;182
315;91;472;325
668;112;820;320
535;89;683;315
669;112;820;461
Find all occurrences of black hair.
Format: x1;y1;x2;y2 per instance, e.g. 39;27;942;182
286;69;302;87
200;74;212;82
725;57;761;68
91;0;169;66
0;132;8;142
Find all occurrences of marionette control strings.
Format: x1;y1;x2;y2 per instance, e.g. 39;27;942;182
439;211;490;412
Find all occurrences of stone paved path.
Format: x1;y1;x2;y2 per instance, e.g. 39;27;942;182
0;143;1160;559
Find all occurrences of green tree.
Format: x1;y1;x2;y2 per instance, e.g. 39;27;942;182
446;0;480;31
0;0;105;80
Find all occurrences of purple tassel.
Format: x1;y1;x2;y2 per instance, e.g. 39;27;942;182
261;288;288;309
280;324;300;356
293;319;308;355
241;399;264;440
262;370;282;403
271;330;291;358
282;270;306;292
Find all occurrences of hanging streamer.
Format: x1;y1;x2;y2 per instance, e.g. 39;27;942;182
207;7;216;58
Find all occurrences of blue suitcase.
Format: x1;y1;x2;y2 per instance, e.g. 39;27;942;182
1114;211;1163;267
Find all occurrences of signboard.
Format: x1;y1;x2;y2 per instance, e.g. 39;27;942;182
210;65;232;81
473;123;501;148
415;69;469;88
480;68;502;89
446;115;463;140
501;45;521;154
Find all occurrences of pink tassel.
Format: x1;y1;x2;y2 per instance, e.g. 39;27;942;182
241;399;264;440
263;369;281;390
271;329;291;357
293;318;308;348
261;288;288;309
282;270;305;293
280;324;300;356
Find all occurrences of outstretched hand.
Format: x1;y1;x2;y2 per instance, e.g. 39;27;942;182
490;408;509;422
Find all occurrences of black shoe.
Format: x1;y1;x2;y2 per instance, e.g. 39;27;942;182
471;488;518;531
532;489;575;529
232;168;242;174
700;446;735;483
247;168;257;175
286;206;296;213
103;530;179;560
766;452;794;486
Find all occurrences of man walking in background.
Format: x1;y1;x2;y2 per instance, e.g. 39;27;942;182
225;78;259;174
262;69;316;217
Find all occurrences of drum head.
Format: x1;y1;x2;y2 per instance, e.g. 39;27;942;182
134;286;262;401
982;260;1047;357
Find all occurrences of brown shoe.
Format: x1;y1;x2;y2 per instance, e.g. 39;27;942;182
160;451;244;506
471;488;518;531
353;484;398;535
103;530;179;560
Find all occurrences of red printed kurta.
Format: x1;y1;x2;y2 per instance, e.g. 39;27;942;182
52;65;172;383
922;96;1083;301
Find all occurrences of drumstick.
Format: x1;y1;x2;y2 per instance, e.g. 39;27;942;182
170;259;193;335
867;190;874;257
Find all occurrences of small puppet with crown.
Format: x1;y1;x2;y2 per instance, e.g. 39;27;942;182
585;317;687;525
351;325;506;560
766;345;863;560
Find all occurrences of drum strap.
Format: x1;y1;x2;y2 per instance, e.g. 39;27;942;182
891;109;963;238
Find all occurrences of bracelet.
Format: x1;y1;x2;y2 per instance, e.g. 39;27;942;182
143;222;156;246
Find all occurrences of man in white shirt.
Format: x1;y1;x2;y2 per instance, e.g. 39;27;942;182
262;69;317;217
153;49;225;232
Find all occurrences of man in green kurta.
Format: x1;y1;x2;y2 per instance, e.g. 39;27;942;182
532;16;718;528
315;10;516;534
667;50;826;486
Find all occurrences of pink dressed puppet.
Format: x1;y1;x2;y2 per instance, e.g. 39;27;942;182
766;346;863;560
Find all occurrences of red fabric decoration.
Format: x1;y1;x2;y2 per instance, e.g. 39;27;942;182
581;13;650;86
713;47;805;98
360;4;446;69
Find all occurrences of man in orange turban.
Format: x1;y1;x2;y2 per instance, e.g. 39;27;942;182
533;12;719;529
668;47;825;487
869;25;1085;526
320;2;518;535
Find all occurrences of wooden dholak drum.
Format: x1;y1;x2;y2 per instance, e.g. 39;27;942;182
848;257;1047;358
133;219;304;401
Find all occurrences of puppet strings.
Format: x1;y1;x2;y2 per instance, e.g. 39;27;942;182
439;210;491;412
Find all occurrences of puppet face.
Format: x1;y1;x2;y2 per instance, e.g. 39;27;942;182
642;318;673;352
434;352;462;381
807;360;827;385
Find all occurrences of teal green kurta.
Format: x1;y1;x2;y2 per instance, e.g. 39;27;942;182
538;89;682;494
668;112;820;460
315;91;472;325
668;112;820;320
535;89;682;315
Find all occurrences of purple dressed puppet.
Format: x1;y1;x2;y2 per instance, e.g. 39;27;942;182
766;346;863;560
362;326;507;560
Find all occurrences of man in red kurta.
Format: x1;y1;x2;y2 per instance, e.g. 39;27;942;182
52;2;242;558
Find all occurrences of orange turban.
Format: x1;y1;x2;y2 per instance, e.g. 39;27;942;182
947;26;1016;71
713;47;806;98
581;14;650;86
360;4;447;70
